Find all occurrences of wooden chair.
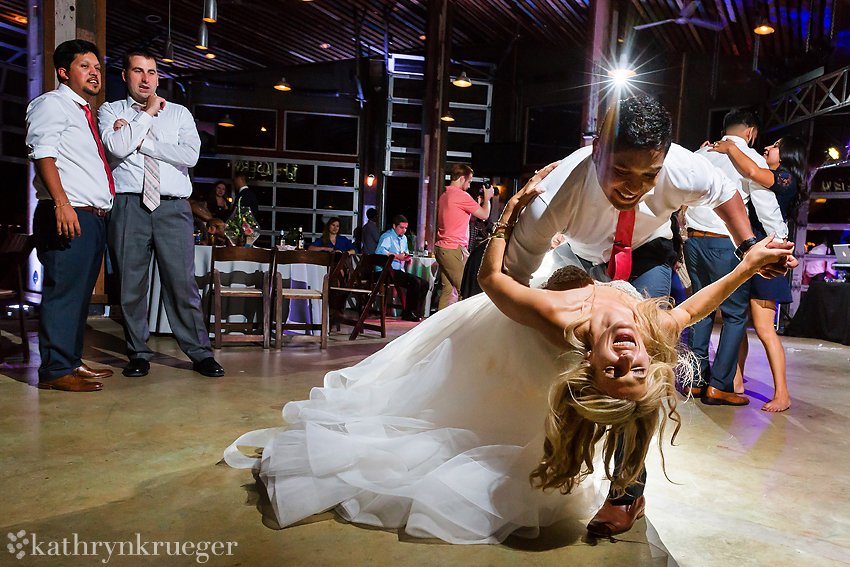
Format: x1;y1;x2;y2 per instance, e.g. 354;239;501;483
272;250;335;349
329;254;395;340
207;246;274;349
0;232;34;361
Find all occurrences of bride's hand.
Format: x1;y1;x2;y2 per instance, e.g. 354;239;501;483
501;161;560;226
742;235;794;274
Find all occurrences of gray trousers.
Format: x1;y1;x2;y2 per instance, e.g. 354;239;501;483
108;194;212;363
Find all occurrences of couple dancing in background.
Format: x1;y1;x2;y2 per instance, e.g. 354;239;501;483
225;96;795;544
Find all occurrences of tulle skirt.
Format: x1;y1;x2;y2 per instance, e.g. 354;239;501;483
225;293;605;544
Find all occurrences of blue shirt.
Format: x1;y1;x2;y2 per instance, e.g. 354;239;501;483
375;229;408;270
310;234;356;252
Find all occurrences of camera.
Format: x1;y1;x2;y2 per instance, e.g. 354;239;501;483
480;181;498;197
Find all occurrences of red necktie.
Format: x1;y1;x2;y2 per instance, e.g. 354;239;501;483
82;103;116;196
607;209;635;281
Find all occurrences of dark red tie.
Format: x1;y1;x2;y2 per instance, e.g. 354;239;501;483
82;103;116;196
607;209;635;281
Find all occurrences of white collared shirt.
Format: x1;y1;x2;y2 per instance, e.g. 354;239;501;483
685;135;787;239
25;83;114;210
98;96;200;197
504;144;738;284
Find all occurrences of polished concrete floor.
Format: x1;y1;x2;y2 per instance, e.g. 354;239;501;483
1;317;849;567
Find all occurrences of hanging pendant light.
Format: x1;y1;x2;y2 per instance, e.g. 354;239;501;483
440;110;455;122
203;0;217;23
218;114;235;127
162;38;174;63
196;21;209;49
452;72;472;87
162;0;174;62
274;77;292;91
753;18;775;35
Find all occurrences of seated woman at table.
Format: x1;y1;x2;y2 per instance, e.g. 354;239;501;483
206;180;233;222
308;217;356;254
710;135;808;412
225;164;793;544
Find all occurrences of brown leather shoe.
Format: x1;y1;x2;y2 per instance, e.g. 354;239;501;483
587;495;645;537
38;374;102;392
74;363;113;379
679;385;704;398
701;386;749;406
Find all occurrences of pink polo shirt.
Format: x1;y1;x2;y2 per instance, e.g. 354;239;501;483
436;185;481;249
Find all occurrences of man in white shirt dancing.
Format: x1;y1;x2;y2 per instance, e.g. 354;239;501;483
504;96;796;538
684;109;788;405
99;49;223;379
26;40;116;392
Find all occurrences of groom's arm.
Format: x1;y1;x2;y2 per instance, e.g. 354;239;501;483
503;154;588;285
502;194;560;285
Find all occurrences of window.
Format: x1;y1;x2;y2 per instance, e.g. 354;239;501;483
284;112;359;155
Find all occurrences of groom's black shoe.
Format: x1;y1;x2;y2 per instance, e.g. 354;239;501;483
122;358;150;377
193;357;225;377
587;496;645;537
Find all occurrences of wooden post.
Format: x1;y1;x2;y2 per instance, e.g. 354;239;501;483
581;0;610;146
418;0;451;250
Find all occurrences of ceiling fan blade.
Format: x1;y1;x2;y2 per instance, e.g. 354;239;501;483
688;18;727;30
634;19;677;30
680;1;700;19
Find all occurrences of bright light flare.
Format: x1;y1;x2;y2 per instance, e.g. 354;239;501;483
607;68;637;87
828;147;840;160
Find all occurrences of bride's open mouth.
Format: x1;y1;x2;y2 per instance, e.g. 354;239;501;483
613;332;637;349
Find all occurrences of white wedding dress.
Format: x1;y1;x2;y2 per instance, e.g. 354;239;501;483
224;291;611;544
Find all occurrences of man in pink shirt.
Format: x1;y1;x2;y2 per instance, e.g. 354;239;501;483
434;164;494;310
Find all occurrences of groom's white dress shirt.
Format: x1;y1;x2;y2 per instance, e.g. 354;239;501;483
504;144;739;284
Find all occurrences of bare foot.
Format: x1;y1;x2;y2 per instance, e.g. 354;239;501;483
762;396;791;412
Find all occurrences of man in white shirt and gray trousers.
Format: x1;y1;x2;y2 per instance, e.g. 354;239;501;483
99;48;223;378
684;109;788;405
504;96;796;538
26;39;117;392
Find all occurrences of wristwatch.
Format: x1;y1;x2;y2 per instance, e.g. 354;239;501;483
734;237;758;261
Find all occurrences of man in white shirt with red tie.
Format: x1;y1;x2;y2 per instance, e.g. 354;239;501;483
504;96;796;538
26;39;115;392
99;49;223;379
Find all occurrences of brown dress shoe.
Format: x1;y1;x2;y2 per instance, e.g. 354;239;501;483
74;363;114;379
679;385;704;398
587;495;645;537
701;386;749;406
38;374;102;392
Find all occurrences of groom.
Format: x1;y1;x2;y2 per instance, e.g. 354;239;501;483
505;95;796;536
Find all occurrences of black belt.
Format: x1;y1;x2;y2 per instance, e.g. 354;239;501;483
115;193;186;201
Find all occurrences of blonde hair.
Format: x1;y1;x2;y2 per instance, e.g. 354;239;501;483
530;293;689;497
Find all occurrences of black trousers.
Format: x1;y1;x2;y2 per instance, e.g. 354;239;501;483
391;270;427;317
34;202;106;382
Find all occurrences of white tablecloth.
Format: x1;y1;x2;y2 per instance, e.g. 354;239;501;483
406;256;438;317
148;246;327;335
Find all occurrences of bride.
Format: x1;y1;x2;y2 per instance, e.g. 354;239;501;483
225;162;793;544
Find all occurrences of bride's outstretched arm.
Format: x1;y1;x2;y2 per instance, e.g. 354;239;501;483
478;163;570;347
668;235;794;331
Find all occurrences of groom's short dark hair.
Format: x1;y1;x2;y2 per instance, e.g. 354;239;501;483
611;96;673;154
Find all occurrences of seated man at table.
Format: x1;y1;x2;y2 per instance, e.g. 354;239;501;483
375;214;427;322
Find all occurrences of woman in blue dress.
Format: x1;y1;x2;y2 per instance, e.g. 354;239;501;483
710;135;808;412
309;216;357;254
